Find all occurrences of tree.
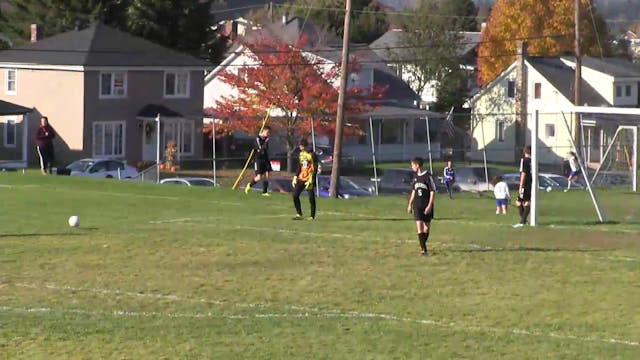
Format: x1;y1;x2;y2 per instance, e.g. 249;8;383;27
440;0;479;32
283;0;389;44
125;0;214;61
205;37;384;172
478;0;611;86
2;0;127;44
391;0;469;111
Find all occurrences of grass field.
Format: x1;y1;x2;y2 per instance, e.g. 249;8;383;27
1;172;639;359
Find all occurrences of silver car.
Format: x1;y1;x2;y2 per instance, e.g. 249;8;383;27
64;158;139;179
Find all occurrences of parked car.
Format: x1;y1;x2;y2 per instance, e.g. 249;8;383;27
374;168;452;195
274;145;356;174
454;166;504;192
248;177;295;194
502;172;585;191
160;177;217;187
59;158;139;179
317;175;372;198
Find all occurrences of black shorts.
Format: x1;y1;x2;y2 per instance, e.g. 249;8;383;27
254;159;272;175
413;204;434;222
518;185;532;202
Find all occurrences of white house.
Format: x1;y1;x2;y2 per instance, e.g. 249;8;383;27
204;16;451;163
470;53;640;165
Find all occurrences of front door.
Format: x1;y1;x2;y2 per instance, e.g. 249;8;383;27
142;120;158;161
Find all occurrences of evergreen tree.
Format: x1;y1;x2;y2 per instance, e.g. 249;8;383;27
283;0;388;44
440;0;478;32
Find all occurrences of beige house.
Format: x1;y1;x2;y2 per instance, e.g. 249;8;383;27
0;23;211;166
470;55;640;165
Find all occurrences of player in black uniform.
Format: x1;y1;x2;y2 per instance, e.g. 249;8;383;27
406;157;436;256
245;126;272;196
514;146;532;228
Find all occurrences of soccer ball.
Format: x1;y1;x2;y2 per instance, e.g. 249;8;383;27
68;215;80;227
546;186;552;192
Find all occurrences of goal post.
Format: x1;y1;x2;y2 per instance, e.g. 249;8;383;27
531;106;640;226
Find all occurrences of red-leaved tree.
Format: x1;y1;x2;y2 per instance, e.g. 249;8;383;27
204;36;385;172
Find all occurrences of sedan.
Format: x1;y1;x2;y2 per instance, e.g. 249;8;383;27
62;158;139;179
160;177;217;187
317;175;372;198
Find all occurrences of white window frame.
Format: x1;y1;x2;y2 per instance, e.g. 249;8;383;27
162;120;195;156
3;117;16;147
92;121;126;158
496;120;506;142
99;71;127;99
545;123;556;140
164;71;190;98
5;68;17;95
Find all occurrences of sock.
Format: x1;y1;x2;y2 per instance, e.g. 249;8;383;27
293;194;302;216
309;191;316;218
567;182;571;190
262;180;269;193
424;231;430;244
521;206;530;224
249;179;257;186
418;233;426;252
518;205;524;219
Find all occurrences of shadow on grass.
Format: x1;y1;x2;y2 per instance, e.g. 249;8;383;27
0;227;99;237
446;247;607;253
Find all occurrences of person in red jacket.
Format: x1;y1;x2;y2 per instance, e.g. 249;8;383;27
35;116;56;175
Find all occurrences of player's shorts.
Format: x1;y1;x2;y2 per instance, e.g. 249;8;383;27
254;159;272;175
413;204;434;222
496;198;508;207
569;171;579;177
518;185;532;202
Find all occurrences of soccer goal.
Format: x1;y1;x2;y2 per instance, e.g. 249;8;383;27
531;106;640;226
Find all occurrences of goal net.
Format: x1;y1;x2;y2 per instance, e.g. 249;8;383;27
590;125;638;190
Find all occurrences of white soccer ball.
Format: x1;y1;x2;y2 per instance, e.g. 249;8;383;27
546;186;552;192
68;215;80;228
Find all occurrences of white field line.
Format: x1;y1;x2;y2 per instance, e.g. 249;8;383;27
232;225;357;239
8;283;639;347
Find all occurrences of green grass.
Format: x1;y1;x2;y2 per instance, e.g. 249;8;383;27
1;172;639;359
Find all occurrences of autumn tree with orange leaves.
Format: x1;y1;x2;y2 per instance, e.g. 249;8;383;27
478;0;610;86
205;37;385;172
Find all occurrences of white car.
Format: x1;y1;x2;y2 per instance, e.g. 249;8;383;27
64;158;139;179
160;177;217;187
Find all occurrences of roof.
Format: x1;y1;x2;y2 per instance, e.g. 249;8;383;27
353;105;439;119
137;104;183;118
0;99;32;115
373;68;421;106
567;56;640;78
369;29;480;64
528;58;610;106
0;23;211;67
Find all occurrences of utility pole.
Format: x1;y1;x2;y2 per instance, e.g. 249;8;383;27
574;0;582;142
329;0;352;198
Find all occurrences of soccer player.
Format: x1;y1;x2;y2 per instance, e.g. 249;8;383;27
443;160;455;199
292;139;318;220
564;151;580;192
491;175;510;215
513;146;532;228
245;126;272;196
406;157;436;256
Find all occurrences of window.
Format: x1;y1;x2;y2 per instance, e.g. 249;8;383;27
507;80;516;99
5;69;16;95
380;120;401;144
164;71;190;98
616;85;622;98
100;72;127;98
545;124;555;139
534;82;541;99
93;122;125;157
162;121;194;155
625;85;632;97
4;118;16;147
496;121;505;142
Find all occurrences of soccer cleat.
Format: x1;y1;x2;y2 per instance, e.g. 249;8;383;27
292;214;303;220
244;183;251;194
512;223;524;228
563;189;569;192
261;192;271;197
305;216;315;221
420;250;428;256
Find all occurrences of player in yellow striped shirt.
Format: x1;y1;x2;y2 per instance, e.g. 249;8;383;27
292;139;319;220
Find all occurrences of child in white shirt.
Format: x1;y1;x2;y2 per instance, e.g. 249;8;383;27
491;175;510;215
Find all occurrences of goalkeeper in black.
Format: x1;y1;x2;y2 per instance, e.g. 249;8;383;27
292;139;318;220
406;157;436;256
245;126;272;196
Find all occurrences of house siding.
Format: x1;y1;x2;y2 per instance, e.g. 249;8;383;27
0;68;85;165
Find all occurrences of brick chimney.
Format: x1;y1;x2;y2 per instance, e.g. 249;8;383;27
30;24;43;43
515;41;528;156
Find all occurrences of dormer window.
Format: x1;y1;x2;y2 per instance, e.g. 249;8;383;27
5;69;17;95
